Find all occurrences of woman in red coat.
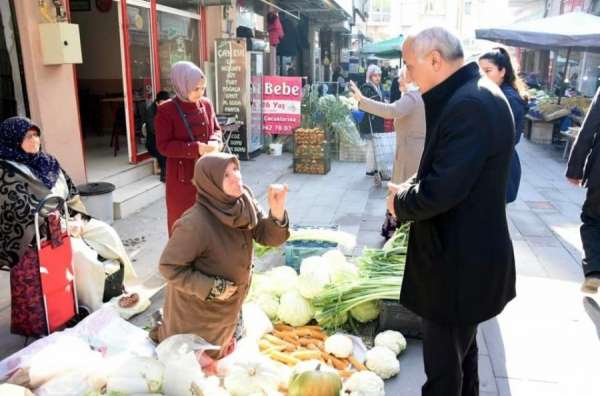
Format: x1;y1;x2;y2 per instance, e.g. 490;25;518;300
156;61;222;235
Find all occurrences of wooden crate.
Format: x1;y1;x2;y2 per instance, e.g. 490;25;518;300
293;157;331;175
294;128;331;174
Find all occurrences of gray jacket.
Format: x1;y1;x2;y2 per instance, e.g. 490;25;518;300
567;87;600;189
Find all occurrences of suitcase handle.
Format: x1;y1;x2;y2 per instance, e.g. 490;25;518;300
34;194;70;251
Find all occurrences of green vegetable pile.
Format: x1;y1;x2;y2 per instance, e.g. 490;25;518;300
312;224;410;330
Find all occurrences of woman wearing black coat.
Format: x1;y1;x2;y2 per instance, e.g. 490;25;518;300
359;65;385;175
145;91;170;182
479;47;529;203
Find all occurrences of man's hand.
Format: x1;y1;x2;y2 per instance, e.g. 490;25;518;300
567;177;582;187
348;81;364;103
268;184;289;222
387;182;402;218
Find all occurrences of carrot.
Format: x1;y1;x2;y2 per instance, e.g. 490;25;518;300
298;325;323;331
348;355;367;371
330;356;349;370
298;337;323;346
268;350;301;366
338;370;353;379
296;328;326;340
306;343;320;351
262;345;287;355
291;350;323;360
274;323;294;332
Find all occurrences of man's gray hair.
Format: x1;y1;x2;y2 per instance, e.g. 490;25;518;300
406;27;464;62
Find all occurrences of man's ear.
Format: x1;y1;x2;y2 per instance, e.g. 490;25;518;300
431;51;443;72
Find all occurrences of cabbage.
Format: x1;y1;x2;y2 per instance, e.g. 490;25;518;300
350;300;380;323
277;290;314;326
266;266;298;296
323;250;358;284
254;293;280;320
297;257;331;299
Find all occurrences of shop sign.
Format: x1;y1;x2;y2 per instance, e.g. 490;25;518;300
215;39;248;156
262;76;302;135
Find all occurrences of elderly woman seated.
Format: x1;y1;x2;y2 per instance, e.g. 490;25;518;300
0;116;137;334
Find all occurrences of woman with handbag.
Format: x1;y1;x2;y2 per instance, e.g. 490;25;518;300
0;117;137;334
151;153;289;369
155;61;222;235
358;64;385;176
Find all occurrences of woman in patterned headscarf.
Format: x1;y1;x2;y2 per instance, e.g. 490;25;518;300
0;117;136;325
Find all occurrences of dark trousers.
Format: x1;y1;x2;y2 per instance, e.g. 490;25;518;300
422;319;479;396
146;132;166;181
581;186;600;275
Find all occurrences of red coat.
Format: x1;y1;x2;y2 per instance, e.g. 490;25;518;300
155;97;221;235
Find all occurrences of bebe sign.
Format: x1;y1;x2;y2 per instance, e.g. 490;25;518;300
262;76;302;135
264;81;301;97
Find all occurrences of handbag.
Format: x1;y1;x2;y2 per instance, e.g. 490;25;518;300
172;99;197;142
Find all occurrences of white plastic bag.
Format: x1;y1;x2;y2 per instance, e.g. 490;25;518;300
156;334;220;396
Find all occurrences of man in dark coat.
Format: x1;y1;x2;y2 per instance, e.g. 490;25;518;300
387;27;516;396
566;86;600;293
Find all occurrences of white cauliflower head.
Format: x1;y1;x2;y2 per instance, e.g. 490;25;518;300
341;370;385;396
324;334;353;358
374;330;407;355
365;346;400;379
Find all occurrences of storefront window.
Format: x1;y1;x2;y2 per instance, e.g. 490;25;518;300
156;0;200;14
552;49;600;97
0;0;28;119
157;12;200;94
126;4;154;154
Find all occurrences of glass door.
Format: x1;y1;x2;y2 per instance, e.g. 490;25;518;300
119;0;155;162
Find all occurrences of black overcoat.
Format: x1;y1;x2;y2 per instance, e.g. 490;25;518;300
394;63;516;325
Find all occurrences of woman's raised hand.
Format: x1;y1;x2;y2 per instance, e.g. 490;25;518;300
268;184;288;222
198;142;218;155
347;80;363;103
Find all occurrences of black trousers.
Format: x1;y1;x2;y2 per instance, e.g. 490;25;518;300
422;319;479;396
581;186;600;275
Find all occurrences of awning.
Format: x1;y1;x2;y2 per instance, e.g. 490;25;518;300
475;12;600;53
360;35;403;59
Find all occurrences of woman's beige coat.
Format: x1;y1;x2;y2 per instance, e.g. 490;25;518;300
359;90;426;183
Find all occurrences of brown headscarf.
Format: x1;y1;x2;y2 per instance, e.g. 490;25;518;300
193;153;258;229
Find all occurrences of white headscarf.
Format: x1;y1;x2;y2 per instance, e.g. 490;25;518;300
366;64;382;97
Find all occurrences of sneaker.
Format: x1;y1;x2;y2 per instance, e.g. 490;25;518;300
366;171;376;176
581;274;600;294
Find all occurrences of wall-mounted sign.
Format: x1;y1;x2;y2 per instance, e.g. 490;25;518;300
262;76;302;135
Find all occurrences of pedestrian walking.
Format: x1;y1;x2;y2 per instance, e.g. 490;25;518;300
387;27;516;396
150;153;289;371
348;68;426;239
155;61;222;236
479;47;529;203
145;90;170;182
358;64;385;176
566;86;600;293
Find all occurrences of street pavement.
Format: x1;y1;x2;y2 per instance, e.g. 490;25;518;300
1;139;599;395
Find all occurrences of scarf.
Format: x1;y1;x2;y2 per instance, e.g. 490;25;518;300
170;61;205;101
193;153;258;230
0;116;60;189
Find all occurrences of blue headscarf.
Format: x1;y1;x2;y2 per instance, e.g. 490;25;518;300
0;117;61;189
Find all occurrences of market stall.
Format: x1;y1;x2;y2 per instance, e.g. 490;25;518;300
0;226;414;396
476;12;600;147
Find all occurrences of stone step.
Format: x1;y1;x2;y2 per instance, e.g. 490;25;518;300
102;160;155;189
113;175;164;220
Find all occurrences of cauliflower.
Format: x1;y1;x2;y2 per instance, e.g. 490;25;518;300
374;330;407;355
341;371;385;396
277;290;314;326
267;266;298;296
365;346;400;379
324;334;353;358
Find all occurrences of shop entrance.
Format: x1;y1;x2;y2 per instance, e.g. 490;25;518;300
71;0;203;181
71;0;155;181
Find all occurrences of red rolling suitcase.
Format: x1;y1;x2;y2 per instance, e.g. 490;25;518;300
10;195;79;337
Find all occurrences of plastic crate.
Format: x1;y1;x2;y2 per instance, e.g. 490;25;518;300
284;240;338;272
378;299;423;339
284;225;339;272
